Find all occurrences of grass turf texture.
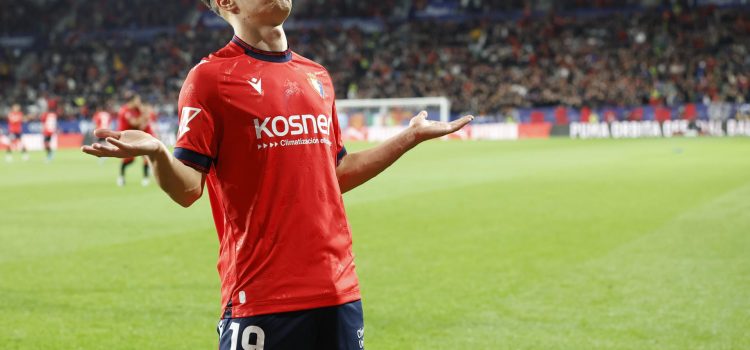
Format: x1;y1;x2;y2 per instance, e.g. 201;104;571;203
0;138;749;349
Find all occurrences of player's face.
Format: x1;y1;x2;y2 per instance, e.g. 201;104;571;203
238;0;292;26
11;104;20;112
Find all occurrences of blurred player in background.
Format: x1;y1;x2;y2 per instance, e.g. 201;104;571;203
40;107;58;162
143;102;159;139
92;102;114;164
5;104;28;162
93;102;114;135
116;94;155;186
83;0;473;349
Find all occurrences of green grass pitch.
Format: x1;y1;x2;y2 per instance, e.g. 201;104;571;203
1;138;749;349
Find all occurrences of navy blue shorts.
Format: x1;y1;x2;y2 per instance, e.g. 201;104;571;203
217;300;364;350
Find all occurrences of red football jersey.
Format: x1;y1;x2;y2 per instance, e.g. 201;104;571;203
146;110;158;137
41;112;57;136
118;105;154;136
117;106;142;131
93;111;113;130
7;111;23;134
174;36;359;318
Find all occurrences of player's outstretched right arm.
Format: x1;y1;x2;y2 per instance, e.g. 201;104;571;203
82;129;205;207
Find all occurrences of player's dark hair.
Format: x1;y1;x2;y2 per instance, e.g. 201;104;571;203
200;0;220;15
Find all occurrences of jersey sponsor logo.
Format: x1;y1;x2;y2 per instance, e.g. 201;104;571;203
254;114;331;139
248;77;263;95
178;107;202;139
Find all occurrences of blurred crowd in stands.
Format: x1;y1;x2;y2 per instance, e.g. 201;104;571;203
323;7;750;115
1;0;749;120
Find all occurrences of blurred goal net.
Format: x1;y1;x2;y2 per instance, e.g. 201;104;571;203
335;97;451;142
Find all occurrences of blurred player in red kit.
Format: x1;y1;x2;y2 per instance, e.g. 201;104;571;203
83;0;474;349
40;107;58;162
116;94;155;186
92;102;114;165
5;104;28;162
143;103;159;138
93;103;114;136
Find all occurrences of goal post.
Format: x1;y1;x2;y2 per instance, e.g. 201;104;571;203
335;97;451;123
334;97;452;142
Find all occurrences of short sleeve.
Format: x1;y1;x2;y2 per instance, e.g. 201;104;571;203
331;101;347;166
174;64;219;173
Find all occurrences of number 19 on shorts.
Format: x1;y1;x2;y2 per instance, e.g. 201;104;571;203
228;322;265;350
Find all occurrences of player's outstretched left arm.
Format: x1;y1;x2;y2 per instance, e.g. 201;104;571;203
81;129;206;207
336;111;473;193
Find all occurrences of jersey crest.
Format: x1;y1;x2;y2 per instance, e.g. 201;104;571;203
307;73;326;99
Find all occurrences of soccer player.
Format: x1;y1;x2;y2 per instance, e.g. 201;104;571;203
116;94;154;186
93;103;114;134
5;104;28;162
40;107;58;162
142;103;159;138
81;1;473;349
92;103;114;165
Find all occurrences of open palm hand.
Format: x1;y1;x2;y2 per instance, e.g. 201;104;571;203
409;111;474;143
81;129;162;158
